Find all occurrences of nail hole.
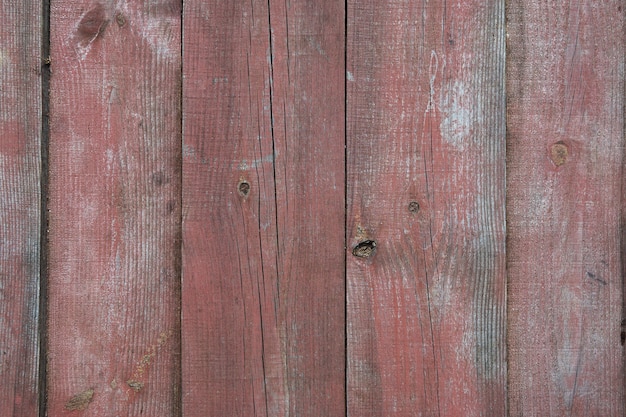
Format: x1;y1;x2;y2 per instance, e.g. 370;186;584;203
238;180;250;196
352;240;376;258
408;201;420;213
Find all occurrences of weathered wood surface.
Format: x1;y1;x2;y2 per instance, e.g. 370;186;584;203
346;1;507;415
3;1;626;415
182;0;345;415
507;1;625;415
0;1;42;415
47;1;181;415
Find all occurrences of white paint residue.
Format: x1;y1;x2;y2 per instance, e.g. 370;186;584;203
238;153;275;171
427;50;439;111
182;144;196;157
72;15;106;61
440;80;473;149
0;50;16;122
117;3;178;60
105;149;115;172
76;39;97;60
69;137;85;157
346;71;355;82
307;36;327;58
140;19;177;59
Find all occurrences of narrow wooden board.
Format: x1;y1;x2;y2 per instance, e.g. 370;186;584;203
182;0;345;415
507;1;625;415
346;1;506;415
0;0;42;415
47;2;181;415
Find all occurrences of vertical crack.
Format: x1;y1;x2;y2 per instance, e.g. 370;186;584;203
267;0;280;280
266;0;279;414
254;89;270;417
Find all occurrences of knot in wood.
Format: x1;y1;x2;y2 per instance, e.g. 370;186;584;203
237;180;250;197
408;201;420;213
550;141;568;167
352;240;376;258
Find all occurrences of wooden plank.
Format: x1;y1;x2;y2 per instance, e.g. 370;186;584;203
346;1;506;415
47;2;181;415
507;1;625;415
0;0;42;415
182;0;345;415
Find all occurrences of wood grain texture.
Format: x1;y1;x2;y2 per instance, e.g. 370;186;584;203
346;1;506;415
182;0;345;415
47;1;181;415
507;1;625;415
0;1;42;415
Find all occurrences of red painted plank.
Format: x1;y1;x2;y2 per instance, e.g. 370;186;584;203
0;1;42;415
47;2;181;415
507;1;625;415
346;1;506;415
182;0;345;415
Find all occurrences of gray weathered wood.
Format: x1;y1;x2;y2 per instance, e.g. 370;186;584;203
0;0;42;414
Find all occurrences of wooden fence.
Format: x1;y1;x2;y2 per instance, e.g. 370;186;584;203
1;0;624;415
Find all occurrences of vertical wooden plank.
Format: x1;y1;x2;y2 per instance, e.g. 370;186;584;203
0;1;41;415
182;0;345;415
47;1;181;415
507;1;625;415
347;1;506;416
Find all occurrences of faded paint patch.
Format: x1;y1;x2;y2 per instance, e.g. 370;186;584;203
440;80;474;150
111;3;179;60
139;19;177;58
311;37;326;57
238;153;274;171
182;144;195;157
0;49;7;68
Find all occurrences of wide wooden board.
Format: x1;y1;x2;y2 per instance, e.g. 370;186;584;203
507;1;625;415
0;0;42;415
47;1;182;415
182;0;346;415
346;1;507;415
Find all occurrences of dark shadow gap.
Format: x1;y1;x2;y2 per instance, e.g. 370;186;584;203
343;0;349;416
176;0;184;416
621;3;626;408
39;0;51;415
